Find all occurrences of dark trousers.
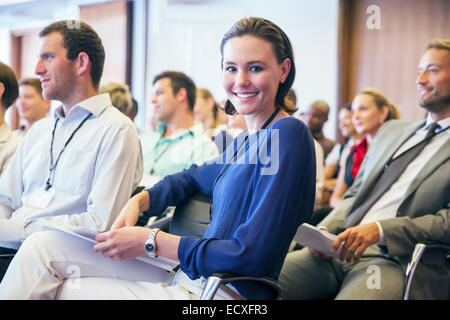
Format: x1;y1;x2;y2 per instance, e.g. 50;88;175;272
309;206;333;226
0;247;17;282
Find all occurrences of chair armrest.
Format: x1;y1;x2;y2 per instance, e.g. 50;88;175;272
200;272;279;300
403;242;450;300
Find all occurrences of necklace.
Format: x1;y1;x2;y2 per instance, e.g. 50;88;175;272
209;107;280;218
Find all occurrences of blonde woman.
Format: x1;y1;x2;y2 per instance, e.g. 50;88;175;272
329;88;400;208
194;88;224;137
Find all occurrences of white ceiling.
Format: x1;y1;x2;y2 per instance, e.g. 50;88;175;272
0;0;225;30
0;0;115;29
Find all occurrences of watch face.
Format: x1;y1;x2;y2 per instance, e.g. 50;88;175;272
145;243;154;252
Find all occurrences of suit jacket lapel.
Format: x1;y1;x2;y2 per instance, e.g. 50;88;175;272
350;121;424;212
397;138;450;216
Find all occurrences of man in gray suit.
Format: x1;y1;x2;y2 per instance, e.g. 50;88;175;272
279;39;450;300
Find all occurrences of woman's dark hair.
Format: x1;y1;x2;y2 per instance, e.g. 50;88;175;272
0;61;19;109
39;21;105;89
220;17;296;115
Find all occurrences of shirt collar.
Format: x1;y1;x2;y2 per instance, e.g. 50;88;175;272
53;93;112;119
313;131;325;141
158;125;194;141
424;113;450;132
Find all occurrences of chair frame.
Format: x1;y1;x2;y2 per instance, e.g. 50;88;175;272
200;272;280;300
403;242;450;300
169;191;281;300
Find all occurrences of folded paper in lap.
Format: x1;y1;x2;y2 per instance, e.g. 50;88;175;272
293;223;341;258
41;221;179;272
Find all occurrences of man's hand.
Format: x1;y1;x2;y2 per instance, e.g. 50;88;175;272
332;223;380;262
94;226;150;261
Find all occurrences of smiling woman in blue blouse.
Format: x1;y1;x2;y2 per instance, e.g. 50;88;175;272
0;17;316;300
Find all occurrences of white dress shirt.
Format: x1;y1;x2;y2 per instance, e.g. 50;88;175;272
0;122;21;175
325;137;360;169
314;140;324;208
359;114;450;243
0;93;143;249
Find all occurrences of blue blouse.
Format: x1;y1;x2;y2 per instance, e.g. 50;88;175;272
145;117;316;299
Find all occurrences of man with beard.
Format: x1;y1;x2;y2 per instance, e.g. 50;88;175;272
279;39;450;300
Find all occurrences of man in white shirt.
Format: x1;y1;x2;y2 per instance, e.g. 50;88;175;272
279;39;450;300
0;21;142;280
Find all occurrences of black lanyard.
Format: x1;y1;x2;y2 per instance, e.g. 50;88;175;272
45;113;93;191
209;108;280;218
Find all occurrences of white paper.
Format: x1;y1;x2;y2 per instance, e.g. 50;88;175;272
293;223;341;258
41;221;179;272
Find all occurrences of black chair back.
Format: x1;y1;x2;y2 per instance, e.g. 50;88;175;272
169;191;211;238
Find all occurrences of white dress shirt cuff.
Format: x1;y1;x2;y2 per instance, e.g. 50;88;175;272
375;220;386;245
0;218;26;250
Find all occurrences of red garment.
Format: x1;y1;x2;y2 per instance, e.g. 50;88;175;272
350;137;368;179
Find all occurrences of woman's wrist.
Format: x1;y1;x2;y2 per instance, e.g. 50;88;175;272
135;190;150;213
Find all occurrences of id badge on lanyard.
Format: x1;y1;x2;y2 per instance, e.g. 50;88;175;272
24;187;55;209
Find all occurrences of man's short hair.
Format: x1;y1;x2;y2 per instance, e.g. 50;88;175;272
310;100;330;115
19;78;43;98
39;21;105;89
426;39;450;51
153;71;196;111
0;61;19;109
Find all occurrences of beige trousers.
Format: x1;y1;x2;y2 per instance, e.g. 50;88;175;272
0;231;234;300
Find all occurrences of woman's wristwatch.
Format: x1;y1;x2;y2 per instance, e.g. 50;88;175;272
144;228;160;257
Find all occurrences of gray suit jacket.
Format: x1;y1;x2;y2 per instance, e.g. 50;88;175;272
320;120;450;263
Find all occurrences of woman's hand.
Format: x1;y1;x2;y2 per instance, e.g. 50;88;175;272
94;226;151;261
94;227;182;262
111;191;150;230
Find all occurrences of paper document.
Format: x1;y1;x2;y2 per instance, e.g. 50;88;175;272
42;221;179;272
293;223;341;258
